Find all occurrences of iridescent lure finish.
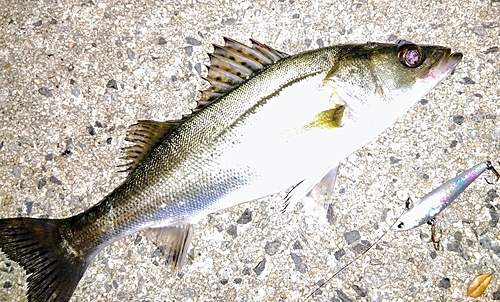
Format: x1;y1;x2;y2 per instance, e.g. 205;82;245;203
394;161;499;231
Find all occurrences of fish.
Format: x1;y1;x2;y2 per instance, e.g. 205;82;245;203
394;161;500;231
0;37;462;301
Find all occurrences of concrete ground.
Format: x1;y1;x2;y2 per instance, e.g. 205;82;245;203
1;0;500;301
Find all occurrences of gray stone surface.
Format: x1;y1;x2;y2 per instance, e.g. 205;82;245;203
1;0;500;301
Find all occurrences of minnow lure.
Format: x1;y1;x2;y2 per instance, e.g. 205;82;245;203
303;161;497;300
394;161;500;231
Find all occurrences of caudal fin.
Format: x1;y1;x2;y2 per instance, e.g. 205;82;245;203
0;217;90;302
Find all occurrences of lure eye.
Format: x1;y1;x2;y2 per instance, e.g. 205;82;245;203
397;222;405;229
397;41;424;68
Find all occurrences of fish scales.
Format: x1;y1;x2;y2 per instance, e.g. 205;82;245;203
0;38;462;301
73;47;344;252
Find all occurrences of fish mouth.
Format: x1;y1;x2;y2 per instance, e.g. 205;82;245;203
419;50;463;83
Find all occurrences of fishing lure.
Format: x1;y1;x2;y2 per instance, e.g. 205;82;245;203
302;161;499;300
394;161;500;231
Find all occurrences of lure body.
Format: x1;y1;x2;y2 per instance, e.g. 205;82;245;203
394;161;497;231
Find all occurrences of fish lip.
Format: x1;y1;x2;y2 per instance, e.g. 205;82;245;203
440;51;463;75
418;50;463;82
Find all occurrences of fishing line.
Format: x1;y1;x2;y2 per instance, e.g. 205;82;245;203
301;207;408;301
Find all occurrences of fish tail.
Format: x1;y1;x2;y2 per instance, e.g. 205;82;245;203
0;217;90;302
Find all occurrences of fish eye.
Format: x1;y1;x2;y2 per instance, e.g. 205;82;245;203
397;42;424;68
397;222;405;229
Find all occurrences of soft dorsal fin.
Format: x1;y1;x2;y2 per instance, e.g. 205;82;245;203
120;120;180;173
198;37;289;106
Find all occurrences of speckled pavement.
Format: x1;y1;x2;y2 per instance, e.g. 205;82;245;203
1;0;500;301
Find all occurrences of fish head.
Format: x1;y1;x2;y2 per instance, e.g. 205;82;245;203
368;40;463;102
325;40;462;123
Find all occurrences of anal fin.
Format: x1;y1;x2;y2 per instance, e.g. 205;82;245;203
145;224;195;271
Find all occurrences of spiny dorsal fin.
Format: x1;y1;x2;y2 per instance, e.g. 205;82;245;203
121;38;288;173
119;120;179;173
199;37;289;106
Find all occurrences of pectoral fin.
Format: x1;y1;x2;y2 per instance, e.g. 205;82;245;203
145;224;195;271
308;104;345;129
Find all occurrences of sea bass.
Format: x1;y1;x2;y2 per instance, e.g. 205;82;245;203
0;38;461;301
